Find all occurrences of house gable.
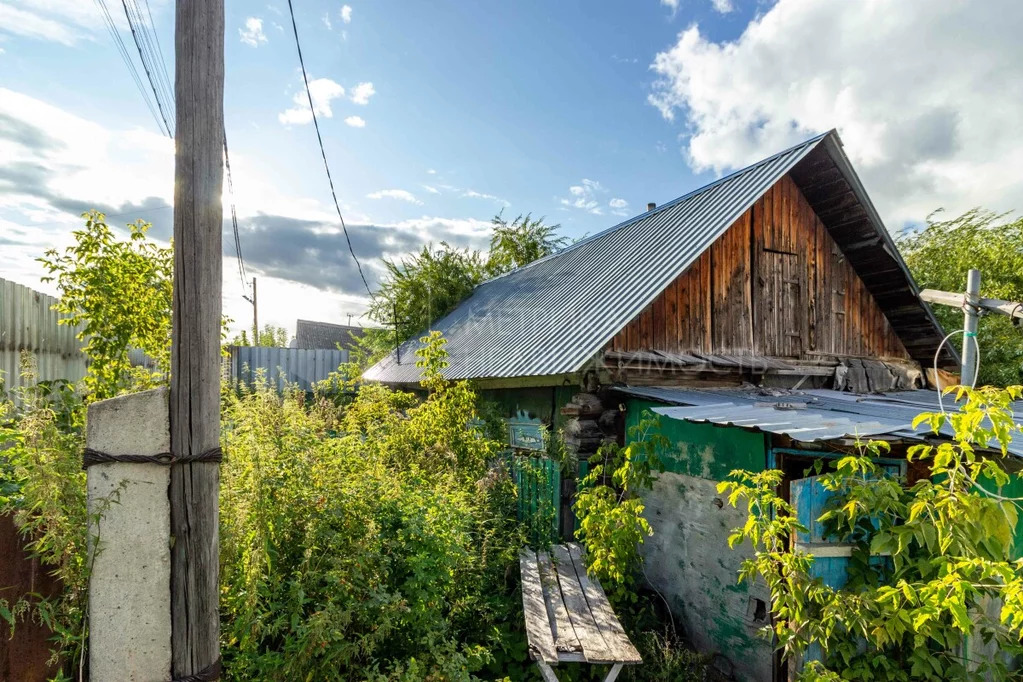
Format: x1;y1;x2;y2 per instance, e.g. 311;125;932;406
609;174;911;361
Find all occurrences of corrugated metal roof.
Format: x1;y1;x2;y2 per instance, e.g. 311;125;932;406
651;403;913;442
364;133;830;383
616;385;1023;456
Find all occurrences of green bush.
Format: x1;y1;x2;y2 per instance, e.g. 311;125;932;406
219;333;531;680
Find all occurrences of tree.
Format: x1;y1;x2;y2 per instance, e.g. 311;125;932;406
362;213;564;363
718;385;1023;680
486;211;566;277
38;210;173;401
897;209;1023;386
366;243;486;355
230;324;289;347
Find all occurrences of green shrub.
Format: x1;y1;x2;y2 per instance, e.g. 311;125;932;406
219;333;530;680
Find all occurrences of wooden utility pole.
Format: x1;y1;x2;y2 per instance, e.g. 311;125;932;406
170;1;224;679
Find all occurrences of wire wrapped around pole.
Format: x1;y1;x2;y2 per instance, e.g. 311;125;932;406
82;447;223;469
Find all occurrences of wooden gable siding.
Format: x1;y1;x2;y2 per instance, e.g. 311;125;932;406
610;175;909;360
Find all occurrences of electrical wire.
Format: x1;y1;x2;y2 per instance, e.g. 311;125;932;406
126;0;174;118
929;327;1023;502
120;0;173;137
932;329;980;418
95;0;166;134
284;0;373;298
134;0;175;114
100;0;249;299
224;130;249;291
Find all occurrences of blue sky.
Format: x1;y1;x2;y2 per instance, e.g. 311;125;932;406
2;0;1021;336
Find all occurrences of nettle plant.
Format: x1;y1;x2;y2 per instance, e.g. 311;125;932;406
718;386;1023;681
575;412;665;606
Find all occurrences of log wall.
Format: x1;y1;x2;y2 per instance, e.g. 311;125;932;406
610;175;909;360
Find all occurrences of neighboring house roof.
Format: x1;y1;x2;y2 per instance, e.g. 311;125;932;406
616;385;1023;457
364;130;951;384
294;319;366;351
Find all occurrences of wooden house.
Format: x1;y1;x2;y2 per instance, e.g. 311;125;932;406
364;131;1017;680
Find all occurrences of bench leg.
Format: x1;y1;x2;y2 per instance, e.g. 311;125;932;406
536;662;559;682
603;663;624;682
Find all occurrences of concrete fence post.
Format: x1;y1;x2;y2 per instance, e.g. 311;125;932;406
86;387;172;681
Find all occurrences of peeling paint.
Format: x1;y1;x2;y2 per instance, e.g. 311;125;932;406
627;399;771;681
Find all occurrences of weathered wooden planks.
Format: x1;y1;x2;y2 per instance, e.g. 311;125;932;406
565;544;642;664
521;545;643;679
520;550;559;664
551;545;612;663
537;551;582;656
608;173;911;364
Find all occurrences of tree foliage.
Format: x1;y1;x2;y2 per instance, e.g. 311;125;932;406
718;385;1023;680
575;413;665;606
362;213;564;362
37;210;172;401
230;324;290;347
486;211;566;277
366;244;487;352
219;332;531;680
898;209;1023;387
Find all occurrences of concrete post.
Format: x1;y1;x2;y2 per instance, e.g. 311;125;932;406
86;387;172;681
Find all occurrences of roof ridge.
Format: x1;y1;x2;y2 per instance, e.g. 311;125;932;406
477;130;833;287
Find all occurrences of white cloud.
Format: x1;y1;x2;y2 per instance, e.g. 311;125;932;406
278;78;345;125
660;0;679;10
350;82;376;105
711;0;733;13
367;189;422;205
426;168;437;175
322;13;332;30
463;189;510;207
0;0;120;45
561;179;607;215
609;198;629;216
0;87;501;337
341;5;353;24
344;115;366;128
421;185;440;194
239;17;267;47
648;0;1023;227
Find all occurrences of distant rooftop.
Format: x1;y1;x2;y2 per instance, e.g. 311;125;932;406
294;319;367;351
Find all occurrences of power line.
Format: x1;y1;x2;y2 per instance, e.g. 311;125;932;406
132;0;174;117
120;0;173;137
285;0;373;298
98;0;250;300
223;130;249;291
95;0;165;134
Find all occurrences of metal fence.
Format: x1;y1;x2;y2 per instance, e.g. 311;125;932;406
0;277;86;394
228;346;350;392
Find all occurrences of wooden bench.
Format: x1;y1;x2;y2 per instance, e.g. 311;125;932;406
519;543;642;681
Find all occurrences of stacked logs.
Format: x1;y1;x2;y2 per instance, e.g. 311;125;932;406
561;392;621;455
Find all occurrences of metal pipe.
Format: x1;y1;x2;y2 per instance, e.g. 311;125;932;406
962;269;981;386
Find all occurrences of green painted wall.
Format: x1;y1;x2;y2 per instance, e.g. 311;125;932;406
480;386;576;432
625;399;767;479
626;398;773;680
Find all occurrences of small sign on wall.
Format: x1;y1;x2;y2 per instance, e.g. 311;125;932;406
507;409;545;451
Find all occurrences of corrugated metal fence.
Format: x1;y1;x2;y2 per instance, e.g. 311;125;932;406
228;346;350;392
0;277;86;393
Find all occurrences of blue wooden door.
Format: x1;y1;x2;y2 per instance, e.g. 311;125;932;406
789;467;899;674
